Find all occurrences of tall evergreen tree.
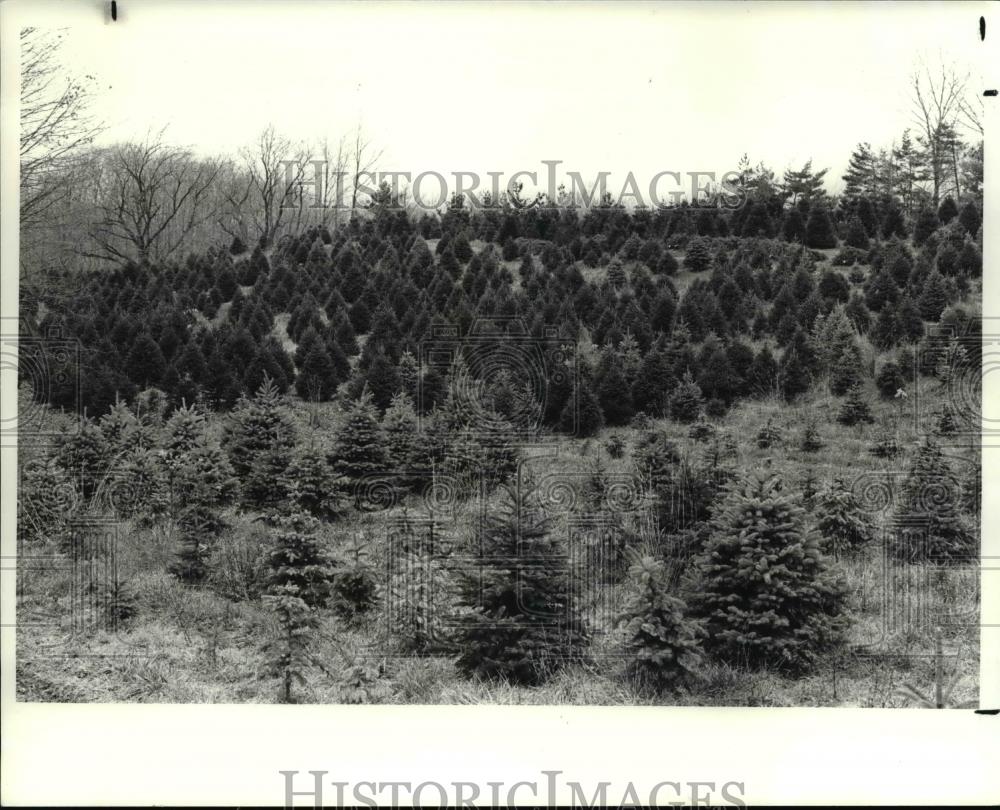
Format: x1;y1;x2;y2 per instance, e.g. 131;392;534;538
223;376;297;509
804;204;837;249
455;484;590;685
892;439;975;563
329;388;387;504
617;555;704;691
693;472;846;671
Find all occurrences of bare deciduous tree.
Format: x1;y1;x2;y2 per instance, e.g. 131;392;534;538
219;126;311;249
85;133;222;265
909;58;974;206
19;27;104;231
349;124;384;210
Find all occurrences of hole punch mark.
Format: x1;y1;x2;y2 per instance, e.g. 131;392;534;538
985;89;998;97
111;1;117;21
980;16;985;41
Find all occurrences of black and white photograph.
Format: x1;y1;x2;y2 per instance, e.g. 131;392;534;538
2;0;998;804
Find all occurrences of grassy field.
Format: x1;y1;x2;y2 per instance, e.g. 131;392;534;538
15;371;980;706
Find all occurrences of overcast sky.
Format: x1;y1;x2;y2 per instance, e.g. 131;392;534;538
12;1;991;197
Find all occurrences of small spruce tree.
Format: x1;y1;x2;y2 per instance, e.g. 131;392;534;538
692;472;846;671
455;484;590;685
837;384;875;426
815;477;875;557
891;438;975;563
668;370;704;423
617;554;704;691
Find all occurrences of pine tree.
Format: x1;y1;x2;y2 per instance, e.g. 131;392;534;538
683;237;712;273
55;418;112;501
168;505;224;584
799;418;825;452
872;305;902;350
295;341;338;402
837;384;875;426
881;201;908;239
912;207;939;246
918;270;949;321
668;370;704;423
875;361;906;398
382;392;422;491
163;402;237;514
261;584;321;704
266;512;336;608
223;376;297;509
892;439;975;563
937;196;959;225
329;388;387;505
607;258;626;288
778;347;810;402
455;484;590;685
755;418;782;449
331;532;379;621
749;346;779;397
596;348;634;426
560;376;604;437
617;555;704;691
692;472;846;671
958;201;981;235
782;208;806;243
364;351;402;414
815;477;875;557
844;217;870;250
864;267;901;311
804;204;838;249
285;446;344;520
842;143;879;199
126;332;167;388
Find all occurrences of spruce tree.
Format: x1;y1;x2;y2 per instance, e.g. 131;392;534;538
163;402;237;514
266;512;336;608
804;204;837;249
617;555;704;691
778;347;811;402
958;201;981;235
455;484;590;685
261;583;321;704
912;207;939;246
683;237;712;273
918;270;949;321
937;196;959;225
875;361;906;398
331;533;379;621
881;202;908;239
55;418;112;501
382;392;422;491
668;370;704;423
329;388;387;505
285;446;344;520
755;418;782;449
295;341;338;402
223;376;297;509
168;505;224;584
560;376;604;437
837;384;875;426
799;418;825;452
692;472;846;671
815;477;875;557
892;438;975;563
844;216;870;250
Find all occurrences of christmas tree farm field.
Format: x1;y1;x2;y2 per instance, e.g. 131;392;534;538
15;377;979;706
